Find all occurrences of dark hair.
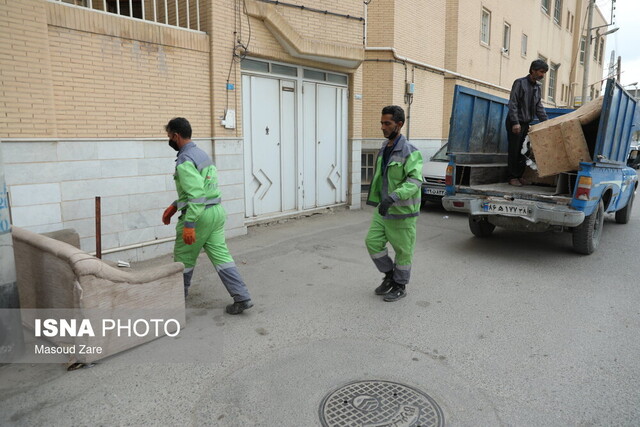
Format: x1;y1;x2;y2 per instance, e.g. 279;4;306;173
381;105;405;124
165;117;192;139
529;59;549;73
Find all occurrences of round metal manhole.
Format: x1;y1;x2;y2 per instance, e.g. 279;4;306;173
319;380;444;427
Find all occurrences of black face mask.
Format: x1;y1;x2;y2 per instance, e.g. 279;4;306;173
168;138;179;151
387;126;399;141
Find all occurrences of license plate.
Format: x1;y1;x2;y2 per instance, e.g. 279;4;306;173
482;202;532;216
424;187;446;196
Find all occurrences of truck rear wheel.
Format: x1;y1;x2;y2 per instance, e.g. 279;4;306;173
469;215;495;237
614;190;635;224
572;200;604;254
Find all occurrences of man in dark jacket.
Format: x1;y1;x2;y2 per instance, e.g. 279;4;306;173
506;59;549;186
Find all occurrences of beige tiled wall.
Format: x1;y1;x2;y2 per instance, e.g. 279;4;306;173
362;0;607;142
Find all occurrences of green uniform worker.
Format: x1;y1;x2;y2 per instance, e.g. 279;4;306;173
162;118;253;315
366;105;423;302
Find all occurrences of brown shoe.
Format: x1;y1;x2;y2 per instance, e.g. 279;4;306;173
509;178;523;186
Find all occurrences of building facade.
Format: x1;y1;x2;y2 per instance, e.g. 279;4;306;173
0;0;608;260
0;0;366;260
360;0;608;177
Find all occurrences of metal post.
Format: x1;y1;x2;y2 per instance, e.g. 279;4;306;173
617;56;621;82
196;0;200;30
95;196;102;259
581;0;595;104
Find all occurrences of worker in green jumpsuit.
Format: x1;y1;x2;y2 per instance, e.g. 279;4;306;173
162;117;253;315
366;105;423;302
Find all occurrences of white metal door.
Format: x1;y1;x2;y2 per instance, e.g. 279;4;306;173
303;83;348;208
302;82;317;209
242;75;296;217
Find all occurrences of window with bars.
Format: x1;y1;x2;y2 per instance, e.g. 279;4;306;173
598;39;604;64
548;64;558;102
521;33;528;57
49;0;202;31
570;13;574;32
542;0;550;14
554;0;562;25
502;22;511;54
481;8;491;45
361;151;377;187
579;36;586;64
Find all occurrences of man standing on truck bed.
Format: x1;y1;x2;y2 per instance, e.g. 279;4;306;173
507;59;549;186
365;105;423;302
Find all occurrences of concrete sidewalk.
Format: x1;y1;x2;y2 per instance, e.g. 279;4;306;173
1;204;639;426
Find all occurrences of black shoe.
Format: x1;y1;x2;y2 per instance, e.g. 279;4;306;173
383;285;406;302
226;299;254;315
375;271;394;295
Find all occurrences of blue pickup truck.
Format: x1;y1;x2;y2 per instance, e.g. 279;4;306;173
442;78;638;254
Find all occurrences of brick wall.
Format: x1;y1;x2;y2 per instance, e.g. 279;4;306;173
0;0;218;261
1;0;366;260
0;0;57;137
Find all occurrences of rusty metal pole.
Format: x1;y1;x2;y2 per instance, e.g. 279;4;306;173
95;196;102;259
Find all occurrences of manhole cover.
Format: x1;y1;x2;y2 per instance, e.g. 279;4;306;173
319;380;444;427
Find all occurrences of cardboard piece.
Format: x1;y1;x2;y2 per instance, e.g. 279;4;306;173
528;97;602;177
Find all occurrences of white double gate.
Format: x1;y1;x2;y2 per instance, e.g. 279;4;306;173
242;74;348;218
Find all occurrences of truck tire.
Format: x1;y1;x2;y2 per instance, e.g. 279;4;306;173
614;190;635;224
469;215;495;237
572;199;604;254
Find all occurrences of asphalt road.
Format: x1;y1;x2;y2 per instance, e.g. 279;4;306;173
1;199;639;426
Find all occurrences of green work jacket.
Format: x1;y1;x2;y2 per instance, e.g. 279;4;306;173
366;135;423;219
172;142;221;229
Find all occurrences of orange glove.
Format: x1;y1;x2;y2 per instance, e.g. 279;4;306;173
162;204;177;225
182;227;196;245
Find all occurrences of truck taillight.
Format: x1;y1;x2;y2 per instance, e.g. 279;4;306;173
575;176;592;201
445;165;454;186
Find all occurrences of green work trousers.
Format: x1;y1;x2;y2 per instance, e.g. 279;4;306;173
174;204;250;302
365;211;417;285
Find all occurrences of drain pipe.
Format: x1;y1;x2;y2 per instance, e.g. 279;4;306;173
363;0;371;46
365;47;511;93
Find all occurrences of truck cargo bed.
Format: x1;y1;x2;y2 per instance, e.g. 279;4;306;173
457;182;573;204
